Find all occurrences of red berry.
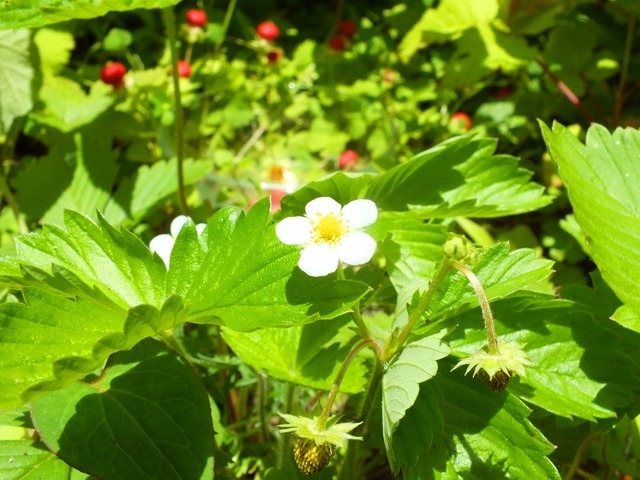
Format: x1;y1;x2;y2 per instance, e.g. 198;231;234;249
451;112;472;131
338;20;357;38
383;69;397;84
185;9;207;28
338;149;359;169
100;62;126;86
266;49;282;64
329;35;346;51
177;60;191;78
494;87;512;99
257;21;280;41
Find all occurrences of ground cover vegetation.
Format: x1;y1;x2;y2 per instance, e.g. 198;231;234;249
0;0;639;479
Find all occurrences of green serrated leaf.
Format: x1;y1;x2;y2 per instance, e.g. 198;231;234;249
31;339;214;480
447;296;640;421
0;439;90;479
0;0;181;30
391;364;560;479
222;317;369;394
382;330;450;465
0;29;35;136
3;211;166;308
175;201;371;331
541;122;640;320
0;290;188;409
366;136;551;218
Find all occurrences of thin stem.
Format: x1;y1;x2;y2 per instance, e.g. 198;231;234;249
613;13;636;126
317;338;377;430
162;7;190;216
258;373;269;441
350;305;371;340
0;173;27;234
564;433;601;480
215;0;238;53
277;383;297;470
337;360;383;480
387;260;451;361
449;261;498;354
536;57;594;124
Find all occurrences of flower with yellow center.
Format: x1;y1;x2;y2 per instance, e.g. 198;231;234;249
275;197;378;277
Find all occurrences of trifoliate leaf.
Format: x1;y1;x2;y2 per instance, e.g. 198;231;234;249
366;136;551;217
391;364;560;479
541;121;640;321
31;339;214;480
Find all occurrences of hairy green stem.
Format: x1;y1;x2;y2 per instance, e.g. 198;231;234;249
564;433;601;480
162;7;190;216
317;338;376;429
386;260;451;361
449;261;498;354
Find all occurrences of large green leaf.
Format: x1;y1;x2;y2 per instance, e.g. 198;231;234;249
0;0;181;30
0;291;187;409
13;131;119;226
541;122;640;323
382;331;450;466
0;439;89;479
446;296;640;421
31;339;214;480
171;201;371;331
0;210;167;308
0;29;35;136
366;136;551;218
221;317;369;394
391;365;560;479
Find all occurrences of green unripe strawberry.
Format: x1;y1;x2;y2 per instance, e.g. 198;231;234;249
294;437;334;475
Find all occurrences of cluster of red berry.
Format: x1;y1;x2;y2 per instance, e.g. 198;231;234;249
330;20;357;51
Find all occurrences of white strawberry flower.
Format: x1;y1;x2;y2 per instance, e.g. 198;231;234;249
276;197;378;277
149;215;206;267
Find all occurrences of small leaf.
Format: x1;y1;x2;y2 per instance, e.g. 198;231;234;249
366;136;551;218
0;29;36;136
541;121;640;320
382;330;450;461
222;317;369;394
31;339;214;480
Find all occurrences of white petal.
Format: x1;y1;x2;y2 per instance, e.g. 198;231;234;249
305;197;341;219
276;217;313;245
196;223;207;236
341;199;378;228
298;243;340;277
170;215;190;237
336;232;377;266
149;234;174;267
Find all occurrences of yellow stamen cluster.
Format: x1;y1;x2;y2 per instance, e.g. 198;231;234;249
314;214;345;243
